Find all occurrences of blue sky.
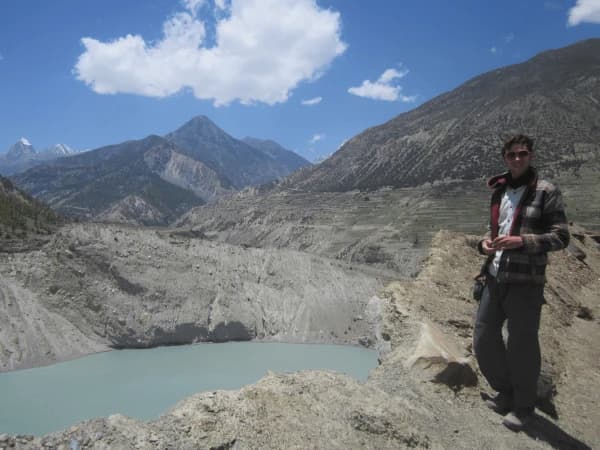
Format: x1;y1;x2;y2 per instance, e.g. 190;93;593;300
1;0;599;162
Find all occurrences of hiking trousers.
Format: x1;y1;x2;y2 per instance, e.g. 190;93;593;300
473;275;544;409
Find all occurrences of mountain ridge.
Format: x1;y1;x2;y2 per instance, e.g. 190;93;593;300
242;137;311;173
11;118;310;224
281;38;600;192
165;115;310;189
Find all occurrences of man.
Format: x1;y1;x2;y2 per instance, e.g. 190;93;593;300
474;134;569;431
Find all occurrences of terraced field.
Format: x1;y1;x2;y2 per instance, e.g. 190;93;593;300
176;173;598;280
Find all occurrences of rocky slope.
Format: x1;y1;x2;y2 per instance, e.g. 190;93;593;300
281;38;600;192
2;227;597;449
176;187;436;275
0;277;108;372
143;147;233;202
0;222;386;372
94;195;169;227
0;174;62;245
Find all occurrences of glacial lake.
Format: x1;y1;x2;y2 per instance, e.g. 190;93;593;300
0;342;377;436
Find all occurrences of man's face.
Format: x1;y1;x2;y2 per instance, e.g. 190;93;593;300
504;144;532;179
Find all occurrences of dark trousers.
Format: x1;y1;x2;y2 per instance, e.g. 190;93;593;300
473;275;544;409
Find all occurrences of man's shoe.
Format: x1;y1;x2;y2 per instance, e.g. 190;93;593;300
484;392;513;415
502;408;534;432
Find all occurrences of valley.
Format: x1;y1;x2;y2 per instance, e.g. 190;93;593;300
1;38;599;448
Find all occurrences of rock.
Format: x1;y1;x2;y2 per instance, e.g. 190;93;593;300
406;321;478;389
567;243;586;261
576;305;594;321
208;438;237;450
358;336;374;347
16;435;34;444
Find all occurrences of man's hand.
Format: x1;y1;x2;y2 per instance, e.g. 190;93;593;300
481;239;496;256
491;236;523;250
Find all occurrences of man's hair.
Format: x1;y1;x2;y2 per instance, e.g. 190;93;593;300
502;134;534;156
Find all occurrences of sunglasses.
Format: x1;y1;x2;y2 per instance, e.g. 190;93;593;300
505;150;530;160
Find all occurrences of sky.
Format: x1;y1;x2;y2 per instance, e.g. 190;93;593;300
1;0;599;162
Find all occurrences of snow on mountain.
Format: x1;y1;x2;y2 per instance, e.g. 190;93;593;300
5;138;36;160
0;139;80;175
44;143;75;156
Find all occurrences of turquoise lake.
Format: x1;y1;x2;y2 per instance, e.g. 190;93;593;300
0;342;377;436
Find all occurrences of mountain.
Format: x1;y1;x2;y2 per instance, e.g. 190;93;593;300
242;137;311;173
43;143;77;157
10;116;309;225
5;138;36;161
165;115;304;188
11;135;208;224
142;144;233;202
0;173;62;240
0;139;81;175
282;38;600;192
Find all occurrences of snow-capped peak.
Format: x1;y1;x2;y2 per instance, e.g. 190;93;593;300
5;138;37;160
51;143;74;155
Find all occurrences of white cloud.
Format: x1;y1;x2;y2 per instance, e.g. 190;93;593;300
75;0;347;106
378;68;407;83
490;47;497;54
309;133;324;144
504;33;515;43
182;0;206;16
348;67;415;102
301;96;322;106
568;0;600;25
214;0;228;11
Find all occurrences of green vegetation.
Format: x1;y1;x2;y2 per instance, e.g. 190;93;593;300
0;176;62;238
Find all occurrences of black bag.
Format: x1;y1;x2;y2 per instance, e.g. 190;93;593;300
472;276;486;302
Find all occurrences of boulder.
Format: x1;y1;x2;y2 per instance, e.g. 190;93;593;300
406;321;478;389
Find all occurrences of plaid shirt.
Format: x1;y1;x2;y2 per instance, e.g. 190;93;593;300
478;168;570;284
